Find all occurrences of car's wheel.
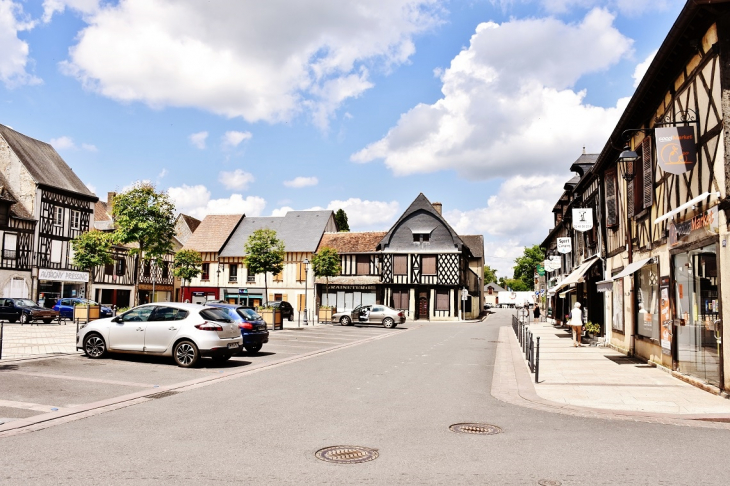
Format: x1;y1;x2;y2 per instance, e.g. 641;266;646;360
42;318;54;324
383;317;395;328
20;313;29;324
340;316;351;326
212;354;232;363
288;314;294;321
173;340;199;368
84;333;107;359
245;344;262;354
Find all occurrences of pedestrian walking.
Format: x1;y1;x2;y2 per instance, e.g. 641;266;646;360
570;302;583;347
533;305;541;322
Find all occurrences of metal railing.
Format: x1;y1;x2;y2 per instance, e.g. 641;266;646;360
512;315;540;383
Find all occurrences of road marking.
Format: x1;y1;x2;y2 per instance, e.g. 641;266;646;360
0;399;61;413
1;371;156;388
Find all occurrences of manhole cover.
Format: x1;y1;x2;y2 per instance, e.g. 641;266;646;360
148;391;179;399
449;423;502;435
538;480;562;486
315;445;379;464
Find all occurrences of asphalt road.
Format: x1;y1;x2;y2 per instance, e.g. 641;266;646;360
1;310;729;485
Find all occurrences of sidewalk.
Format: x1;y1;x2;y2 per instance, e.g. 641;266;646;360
492;318;730;428
0;322;80;361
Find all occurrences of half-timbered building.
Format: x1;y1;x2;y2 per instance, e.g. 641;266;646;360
0;124;97;305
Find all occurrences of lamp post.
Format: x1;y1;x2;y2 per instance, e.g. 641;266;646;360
618;144;638;265
303;258;309;325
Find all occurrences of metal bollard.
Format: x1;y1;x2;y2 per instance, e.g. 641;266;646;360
535;336;540;383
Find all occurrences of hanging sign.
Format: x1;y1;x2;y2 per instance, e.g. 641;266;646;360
655;126;697;175
557;237;572;254
659;276;672;355
536;264;545;276
572;208;593;232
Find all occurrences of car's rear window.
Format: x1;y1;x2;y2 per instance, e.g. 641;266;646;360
200;308;234;323
237;308;262;320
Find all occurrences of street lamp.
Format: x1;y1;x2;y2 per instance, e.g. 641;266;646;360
303;258;310;325
617;144;639;265
216;263;221;300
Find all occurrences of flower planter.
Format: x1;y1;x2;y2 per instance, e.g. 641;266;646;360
318;307;333;322
260;309;283;330
74;305;100;321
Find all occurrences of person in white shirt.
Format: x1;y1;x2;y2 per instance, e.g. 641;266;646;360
570;302;584;347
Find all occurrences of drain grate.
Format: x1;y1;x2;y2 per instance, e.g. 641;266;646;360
538;480;562;486
148;391;179;399
449;423;502;435
315;445;379;464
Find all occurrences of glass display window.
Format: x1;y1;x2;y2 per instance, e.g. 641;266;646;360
636;263;660;340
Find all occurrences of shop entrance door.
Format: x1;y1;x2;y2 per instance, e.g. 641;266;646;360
673;245;721;387
417;290;428;320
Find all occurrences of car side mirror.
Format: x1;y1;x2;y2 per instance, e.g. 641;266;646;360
112;316;122;323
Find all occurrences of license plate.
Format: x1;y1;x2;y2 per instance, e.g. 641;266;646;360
228;343;239;349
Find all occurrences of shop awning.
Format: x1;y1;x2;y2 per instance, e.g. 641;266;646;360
654;192;712;225
595;257;653;286
553;256;601;293
596;281;613;293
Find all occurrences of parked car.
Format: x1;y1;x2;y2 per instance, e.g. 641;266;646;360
208;303;269;354
76;302;243;367
54;298;114;320
332;304;405;328
0;298;59;324
268;300;294;321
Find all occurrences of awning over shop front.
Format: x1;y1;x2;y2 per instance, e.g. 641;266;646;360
553;256;601;293
595;257;653;288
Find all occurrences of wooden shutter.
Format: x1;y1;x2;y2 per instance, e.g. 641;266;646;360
436;290;449;311
422;255;436;275
297;263;305;281
282;294;288;303
626;178;634;219
393;290;409;310
274;269;283;282
642;137;653;210
605;168;618;228
356;255;370;275
269;293;274;303
298;294;306;311
632;156;643;215
393;255;407;275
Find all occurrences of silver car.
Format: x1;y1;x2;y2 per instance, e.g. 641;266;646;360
332;304;406;328
76;302;243;367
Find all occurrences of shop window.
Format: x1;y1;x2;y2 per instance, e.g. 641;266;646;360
422;255;436;275
636;263;659;340
436;290;449;311
356;255;370;275
611;278;624;332
393;255;407;275
201;263;210;280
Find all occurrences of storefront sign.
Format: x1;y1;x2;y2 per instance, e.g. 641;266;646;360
536;264;545;276
325;285;378;291
557;237;572;254
659;276;672;355
669;206;719;247
572;208;593;232
655;126;697;175
238;288;249;294
38;269;89;283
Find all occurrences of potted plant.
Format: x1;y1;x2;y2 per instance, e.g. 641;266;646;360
259;306;283;330
318;305;334;322
73;301;100;321
585;320;601;338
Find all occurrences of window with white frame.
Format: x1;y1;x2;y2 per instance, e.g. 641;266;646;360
3;233;17;259
70;210;81;230
53;207;63;227
50;240;62;263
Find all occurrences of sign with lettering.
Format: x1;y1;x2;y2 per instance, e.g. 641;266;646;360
557;237;572;254
669;206;719;248
38;269;89;283
544;256;561;272
572;208;593;232
655;126;697;175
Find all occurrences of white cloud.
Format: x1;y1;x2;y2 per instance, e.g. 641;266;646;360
189;131;208;149
81;142;98;152
283;176;318;188
157;168;168;179
271;206;295;217
492;0;679;16
219;169;255;190
633;49;657;88
326;198;399;229
0;1;39;88
352;9;632;180
59;0;442;128
50;136;76;150
167;183;266;219
222;131;252;148
42;0;99;22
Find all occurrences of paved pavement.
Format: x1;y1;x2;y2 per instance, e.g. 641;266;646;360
0;321;79;360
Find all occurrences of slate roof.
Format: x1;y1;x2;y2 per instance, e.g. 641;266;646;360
220;210;335;257
569;153;598;177
461;235;484;259
485;282;506;292
317;231;387;253
378;193;464;250
180;214;201;233
183;214;244;253
0;124;97;199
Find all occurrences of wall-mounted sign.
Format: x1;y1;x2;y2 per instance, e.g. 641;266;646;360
557;237;572;254
238;288;249;294
572;208;593;232
536;264;545;276
655;126;697;175
669;205;719;248
38;269;89;283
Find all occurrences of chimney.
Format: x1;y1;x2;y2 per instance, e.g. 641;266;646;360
107;192;117;216
433;202;442;215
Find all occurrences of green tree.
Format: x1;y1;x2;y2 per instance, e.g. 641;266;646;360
483;265;498;284
334;209;350;232
512;245;545;290
244;229;285;306
112;182;176;306
173;249;203;301
499;278;530;292
71;230;114;312
311;247;341;306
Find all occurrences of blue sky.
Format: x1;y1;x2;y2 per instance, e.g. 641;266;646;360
1;0;685;277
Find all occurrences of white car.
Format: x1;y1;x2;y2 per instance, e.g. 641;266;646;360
76;302;243;367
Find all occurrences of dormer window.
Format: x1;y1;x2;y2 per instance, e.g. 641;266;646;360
412;232;431;243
